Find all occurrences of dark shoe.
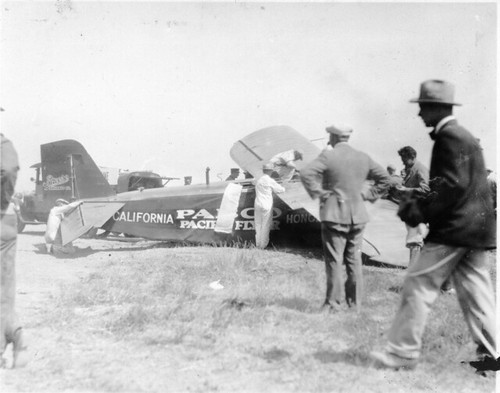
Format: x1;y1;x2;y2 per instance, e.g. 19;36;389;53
370;350;418;370
320;302;334;313
12;328;29;368
320;301;343;313
469;356;500;372
440;278;454;294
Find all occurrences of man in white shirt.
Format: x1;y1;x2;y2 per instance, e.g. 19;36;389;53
254;163;285;248
269;149;303;182
45;199;83;254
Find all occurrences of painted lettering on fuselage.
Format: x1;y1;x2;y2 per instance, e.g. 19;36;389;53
43;174;71;191
113;211;174;224
111;206;311;232
286;213;317;224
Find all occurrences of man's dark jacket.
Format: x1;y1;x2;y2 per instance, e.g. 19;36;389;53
420;120;495;248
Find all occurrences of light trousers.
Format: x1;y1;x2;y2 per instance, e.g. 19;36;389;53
254;205;273;249
387;242;497;359
405;223;428;248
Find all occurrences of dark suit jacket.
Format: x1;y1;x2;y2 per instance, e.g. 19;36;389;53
300;143;390;224
420;120;495;248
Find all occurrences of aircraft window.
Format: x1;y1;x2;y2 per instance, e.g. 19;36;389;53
128;175;162;191
128;176;142;191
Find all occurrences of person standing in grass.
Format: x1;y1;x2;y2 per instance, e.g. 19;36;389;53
300;124;390;312
1;132;29;368
254;163;285;249
395;146;430;267
44;198;83;255
371;80;498;371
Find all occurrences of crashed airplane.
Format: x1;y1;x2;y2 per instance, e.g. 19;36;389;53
29;126;408;266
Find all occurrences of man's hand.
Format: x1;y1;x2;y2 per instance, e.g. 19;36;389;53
319;191;333;203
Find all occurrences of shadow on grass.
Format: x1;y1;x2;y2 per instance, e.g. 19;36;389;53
251;296;314;313
313;349;370;367
275;297;311;312
272;247;324;261
261;348;292;362
388;285;403;294
32;242;161;258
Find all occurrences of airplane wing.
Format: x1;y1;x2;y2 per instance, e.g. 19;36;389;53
60;201;125;246
230;125;322;178
280;181;320;221
230;125;322;220
363;199;408;267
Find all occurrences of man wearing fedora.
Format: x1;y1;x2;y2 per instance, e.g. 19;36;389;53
301;124;390;311
371;80;498;371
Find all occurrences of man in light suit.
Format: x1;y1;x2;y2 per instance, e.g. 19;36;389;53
371;80;498;371
301;124;390;311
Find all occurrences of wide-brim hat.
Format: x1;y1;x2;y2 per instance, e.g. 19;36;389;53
410;79;461;106
326;123;353;137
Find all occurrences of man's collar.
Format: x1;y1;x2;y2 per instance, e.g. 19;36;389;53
435;115;456;133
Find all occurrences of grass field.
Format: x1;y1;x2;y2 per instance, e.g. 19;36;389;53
1;241;497;392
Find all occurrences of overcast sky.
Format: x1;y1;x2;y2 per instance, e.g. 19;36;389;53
1;1;497;191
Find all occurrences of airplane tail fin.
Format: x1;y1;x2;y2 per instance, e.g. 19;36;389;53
41;140;116;201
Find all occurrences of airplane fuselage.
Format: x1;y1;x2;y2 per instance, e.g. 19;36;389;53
96;180;322;247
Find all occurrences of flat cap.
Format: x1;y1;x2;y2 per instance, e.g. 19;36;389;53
262;163;274;171
326;123;353;136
